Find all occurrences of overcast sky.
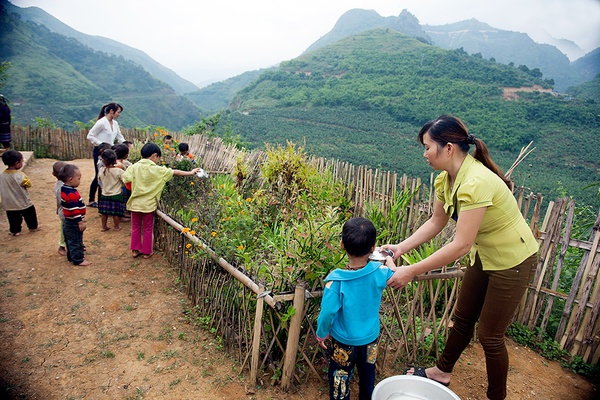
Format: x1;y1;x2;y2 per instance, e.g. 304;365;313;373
10;0;600;86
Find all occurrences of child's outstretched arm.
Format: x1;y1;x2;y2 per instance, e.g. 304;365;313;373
173;168;201;177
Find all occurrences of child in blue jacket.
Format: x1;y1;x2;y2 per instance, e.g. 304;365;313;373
316;217;396;400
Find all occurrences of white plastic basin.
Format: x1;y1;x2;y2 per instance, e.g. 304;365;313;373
372;375;461;400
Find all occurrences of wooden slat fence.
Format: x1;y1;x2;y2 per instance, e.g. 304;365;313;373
13;126;600;389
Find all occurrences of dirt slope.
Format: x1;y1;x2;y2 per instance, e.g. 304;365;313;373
0;157;596;400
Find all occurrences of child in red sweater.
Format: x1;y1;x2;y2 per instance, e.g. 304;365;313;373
59;164;91;266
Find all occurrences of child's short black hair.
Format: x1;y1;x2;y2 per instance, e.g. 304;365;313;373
141;142;161;158
58;164;79;183
97;142;112;155
101;148;117;166
341;217;377;257
52;161;67;178
113;143;129;159
1;150;23;167
178;142;189;153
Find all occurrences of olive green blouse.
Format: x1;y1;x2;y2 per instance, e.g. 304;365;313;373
435;154;538;270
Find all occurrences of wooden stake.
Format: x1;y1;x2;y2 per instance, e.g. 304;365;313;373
250;288;265;385
281;282;306;391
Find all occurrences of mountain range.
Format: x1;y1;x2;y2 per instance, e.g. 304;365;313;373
1;2;599;205
192;9;598;114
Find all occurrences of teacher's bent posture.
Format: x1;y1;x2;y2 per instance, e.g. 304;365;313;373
383;115;538;400
86;103;125;207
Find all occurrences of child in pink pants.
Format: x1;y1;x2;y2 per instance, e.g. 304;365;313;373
122;143;200;259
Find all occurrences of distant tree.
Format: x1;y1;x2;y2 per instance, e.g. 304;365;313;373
529;68;543;79
73;119;95;130
34;117;58;129
518;65;530;74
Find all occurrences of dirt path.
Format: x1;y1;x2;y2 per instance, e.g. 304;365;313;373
0;157;597;400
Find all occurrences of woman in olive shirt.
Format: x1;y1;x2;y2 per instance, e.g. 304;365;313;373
384;115;538;400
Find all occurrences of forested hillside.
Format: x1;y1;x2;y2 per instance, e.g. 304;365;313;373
4;1;198;95
572;48;600;81
226;30;600;206
185;69;271;115
0;5;200;130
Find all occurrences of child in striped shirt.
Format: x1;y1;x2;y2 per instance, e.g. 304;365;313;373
59;164;91;266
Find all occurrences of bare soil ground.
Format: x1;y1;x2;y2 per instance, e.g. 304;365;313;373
0;157;597;400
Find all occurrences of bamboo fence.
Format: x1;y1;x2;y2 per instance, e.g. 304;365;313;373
12;126;600;389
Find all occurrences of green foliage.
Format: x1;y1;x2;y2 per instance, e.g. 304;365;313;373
400;241;439;266
567;74;600;102
73;118;95;130
182;114;222;136
261;142;311;208
363;187;419;245
160;141;351;292
34;117;58;129
183;113;245;149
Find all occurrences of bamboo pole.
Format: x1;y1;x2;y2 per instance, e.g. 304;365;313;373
538;199;575;338
250;288;265;385
563;219;600;352
281;282;306;391
556;209;600;343
155;209;281;310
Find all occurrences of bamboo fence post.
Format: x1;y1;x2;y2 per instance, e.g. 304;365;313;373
528;198;566;329
250;288;266;385
281;282;306;391
563;215;600;353
556;208;600;344
538;199;575;338
578;252;600;361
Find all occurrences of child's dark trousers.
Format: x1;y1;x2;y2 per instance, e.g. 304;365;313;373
63;219;85;265
328;337;378;400
6;205;38;234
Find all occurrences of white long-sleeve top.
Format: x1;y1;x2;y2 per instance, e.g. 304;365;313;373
86;116;125;146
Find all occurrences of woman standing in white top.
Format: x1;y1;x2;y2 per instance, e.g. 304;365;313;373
86;103;126;207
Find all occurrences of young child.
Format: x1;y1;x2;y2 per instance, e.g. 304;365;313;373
175;142;196;163
113;143;132;221
88;143;112;207
52;161;67;255
316;217;396;400
113;143;132;170
59;164;91;266
122;142;201;259
98;149;125;232
0;150;41;236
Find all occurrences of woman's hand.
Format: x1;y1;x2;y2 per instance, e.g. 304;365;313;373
381;244;402;260
387;266;416;290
